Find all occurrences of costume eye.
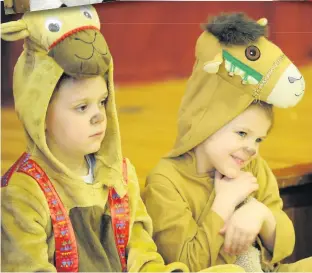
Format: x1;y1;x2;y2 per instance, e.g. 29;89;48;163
45;19;62;33
81;7;93;19
245;46;261;61
83;11;92;19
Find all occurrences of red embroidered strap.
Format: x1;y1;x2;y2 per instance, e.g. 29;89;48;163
1;152;30;187
16;154;79;272
2;153;130;272
108;158;130;272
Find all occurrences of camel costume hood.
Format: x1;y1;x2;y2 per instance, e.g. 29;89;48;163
168;13;305;158
1;5;127;196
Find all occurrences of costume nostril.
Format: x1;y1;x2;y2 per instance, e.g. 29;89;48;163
288;76;296;83
288;76;302;84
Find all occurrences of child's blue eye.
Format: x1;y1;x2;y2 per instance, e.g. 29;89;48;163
237;131;247;137
256;138;263;143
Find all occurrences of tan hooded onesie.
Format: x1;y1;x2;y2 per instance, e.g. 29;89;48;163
0;6;191;272
143;13;311;272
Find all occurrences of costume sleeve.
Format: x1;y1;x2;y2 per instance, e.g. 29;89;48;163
252;156;295;265
1;172;56;272
125;159;189;273
142;173;227;272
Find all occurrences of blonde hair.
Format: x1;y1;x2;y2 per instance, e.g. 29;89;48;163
249;100;274;130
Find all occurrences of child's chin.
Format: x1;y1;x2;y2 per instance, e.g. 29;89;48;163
87;145;101;154
221;167;240;179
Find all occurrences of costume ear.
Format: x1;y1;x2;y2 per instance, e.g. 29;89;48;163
257;18;268;27
1;20;30;41
203;52;223;74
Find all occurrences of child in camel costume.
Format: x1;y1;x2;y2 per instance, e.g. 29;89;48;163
1;6;245;273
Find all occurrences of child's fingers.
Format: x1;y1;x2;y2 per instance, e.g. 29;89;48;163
223;224;235;254
234;233;249;255
236;233;256;255
219;226;226;235
219;222;228;235
219;220;230;235
246;234;257;249
240;244;250;254
229;229;242;255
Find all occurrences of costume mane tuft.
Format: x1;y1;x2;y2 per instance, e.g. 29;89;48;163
203;13;267;45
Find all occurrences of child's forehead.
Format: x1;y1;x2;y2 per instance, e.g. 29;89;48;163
57;76;108;101
226;107;271;132
234;106;268;121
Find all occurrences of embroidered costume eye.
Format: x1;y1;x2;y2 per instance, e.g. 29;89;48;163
245;46;261;61
45;19;62;33
83;11;92;19
81;7;93;19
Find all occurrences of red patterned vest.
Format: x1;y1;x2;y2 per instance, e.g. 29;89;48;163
1;153;130;272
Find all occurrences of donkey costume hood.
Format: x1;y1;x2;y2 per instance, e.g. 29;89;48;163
168;13;305;158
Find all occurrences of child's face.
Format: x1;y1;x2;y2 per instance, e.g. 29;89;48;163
196;105;271;178
45;76;108;158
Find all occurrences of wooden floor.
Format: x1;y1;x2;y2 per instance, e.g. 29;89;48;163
2;65;312;190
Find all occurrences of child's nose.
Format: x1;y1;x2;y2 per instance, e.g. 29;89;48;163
243;145;257;157
90;112;105;125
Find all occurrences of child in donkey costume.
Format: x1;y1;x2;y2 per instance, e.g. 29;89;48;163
143;13;311;272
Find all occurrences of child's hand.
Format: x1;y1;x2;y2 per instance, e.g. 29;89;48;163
219;198;268;256
214;170;259;208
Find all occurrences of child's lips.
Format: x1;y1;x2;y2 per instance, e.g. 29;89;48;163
90;132;104;137
231;155;245;166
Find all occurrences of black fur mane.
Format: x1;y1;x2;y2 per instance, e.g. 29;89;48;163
203;13;267;45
